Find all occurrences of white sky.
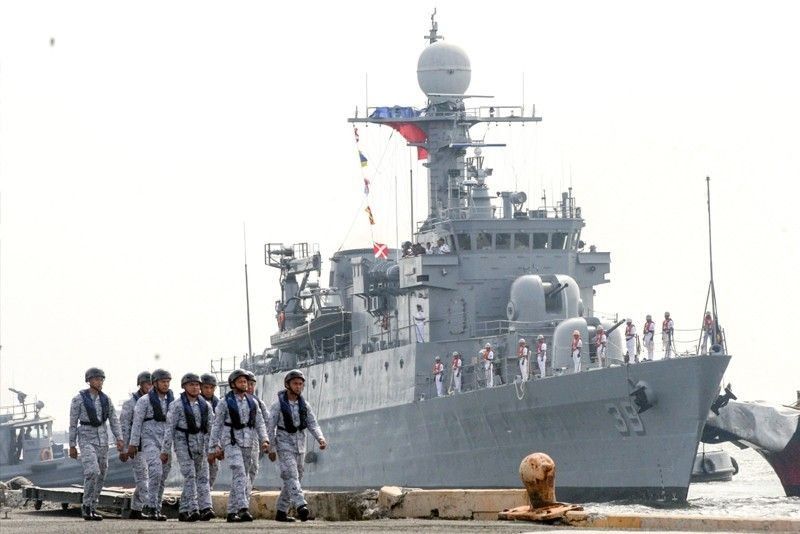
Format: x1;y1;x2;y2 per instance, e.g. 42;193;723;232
1;1;798;429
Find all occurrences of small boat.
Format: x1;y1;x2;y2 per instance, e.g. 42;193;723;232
691;447;738;482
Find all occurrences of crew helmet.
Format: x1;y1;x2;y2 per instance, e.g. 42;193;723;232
664;311;671;317
284;369;306;386
626;318;633;323
228;368;249;386
537;335;544;340
452;351;461;357
151;369;171;382
646;314;652;320
136;371;152;385
572;330;581;336
85;367;105;382
484;343;492;348
181;373;201;387
245;370;257;383
200;373;217;386
518;338;526;344
435;355;441;361
597;326;604;331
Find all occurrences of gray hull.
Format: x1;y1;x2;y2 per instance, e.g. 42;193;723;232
225;355;729;502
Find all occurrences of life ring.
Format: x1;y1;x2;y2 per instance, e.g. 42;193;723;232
701;456;715;474
730;456;739;475
39;447;53;461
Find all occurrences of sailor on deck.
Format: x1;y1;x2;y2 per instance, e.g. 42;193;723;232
199;373;221;488
119;371;152;519
481;343;495;387
450;351;462;393
572;330;583;373
517;338;530;381
68;367;124;521
246;370;270;494
432;356;445;397
662;312;675;359
594;327;607;367
128;368;173;521
701;312;714;354
414;304;425;343
435;237;450;254
267;370;327;523
209;369;269;523
642;315;656;360
624;319;637;364
535;335;547;378
162;373;214;522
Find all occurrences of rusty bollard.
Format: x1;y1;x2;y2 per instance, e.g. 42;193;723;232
498;452;582;522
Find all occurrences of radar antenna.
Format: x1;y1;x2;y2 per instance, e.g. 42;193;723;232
426;9;442;43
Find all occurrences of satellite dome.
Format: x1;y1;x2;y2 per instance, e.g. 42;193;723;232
417;41;471;97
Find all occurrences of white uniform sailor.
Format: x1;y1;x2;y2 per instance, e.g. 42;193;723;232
517;339;529;381
450;352;462;393
624;319;637;364
435;237;450;254
535;335;547;378
414;304;425;343
571;330;583;373
432;356;445;397
662;312;675;359
642;315;655;360
481;343;494;387
594;327;607;367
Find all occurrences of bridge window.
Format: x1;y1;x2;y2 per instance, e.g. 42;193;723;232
514;233;530;250
496;233;511;250
552;232;568;250
476;232;492;250
533;233;548;249
456;233;471;251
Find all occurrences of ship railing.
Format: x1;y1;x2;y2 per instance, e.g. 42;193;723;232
0;401;45;422
474;319;557;338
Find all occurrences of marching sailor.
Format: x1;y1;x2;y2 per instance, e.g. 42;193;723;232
701;311;714;354
246;370;270;494
594;327;608;367
662;312;675;359
535;335;547;378
162;373;214;522
517;338;530;381
450;351;462;393
199;373;221;488
624;319;637;364
128;368;173;521
68;367;124;521
432;356;445;397
642;314;656;360
480;342;494;387
119;371;152;519
209;369;269;523
267;370;327;523
572;330;583;373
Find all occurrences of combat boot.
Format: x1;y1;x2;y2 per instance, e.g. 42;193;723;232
81;505;92;521
151;510;167;521
199;507;216;521
188;510;200;522
226;512;243;522
90;510;103;521
238;508;254;522
297;504;311;522
129;509;146;520
178;511;191;522
275;510;295;522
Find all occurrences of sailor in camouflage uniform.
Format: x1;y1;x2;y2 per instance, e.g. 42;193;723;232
266;369;327;523
209;368;269;523
128;368;173;521
246;370;270;494
118;371;152;519
199;373;221;488
162;373;215;522
68;367;124;521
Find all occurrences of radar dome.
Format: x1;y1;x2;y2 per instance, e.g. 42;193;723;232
417;41;471;97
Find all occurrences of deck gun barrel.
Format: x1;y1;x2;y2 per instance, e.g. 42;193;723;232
545;282;569;298
603;319;627;336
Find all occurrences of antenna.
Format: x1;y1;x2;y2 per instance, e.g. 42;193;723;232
243;223;253;358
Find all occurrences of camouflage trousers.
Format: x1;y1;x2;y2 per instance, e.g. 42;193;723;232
247;442;260;494
130;450;149;511
174;440;211;513
78;439;107;510
143;442;171;511
276;450;306;513
225;444;256;513
208;457;219;488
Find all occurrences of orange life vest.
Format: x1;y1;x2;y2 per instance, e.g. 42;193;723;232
572;338;581;352
517;345;528;358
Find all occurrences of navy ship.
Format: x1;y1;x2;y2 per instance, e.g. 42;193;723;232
223;15;730;502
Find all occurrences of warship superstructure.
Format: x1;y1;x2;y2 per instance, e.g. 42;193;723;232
231;16;731;502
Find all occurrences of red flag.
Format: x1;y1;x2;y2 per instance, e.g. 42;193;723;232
373;242;388;259
387;122;428;160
